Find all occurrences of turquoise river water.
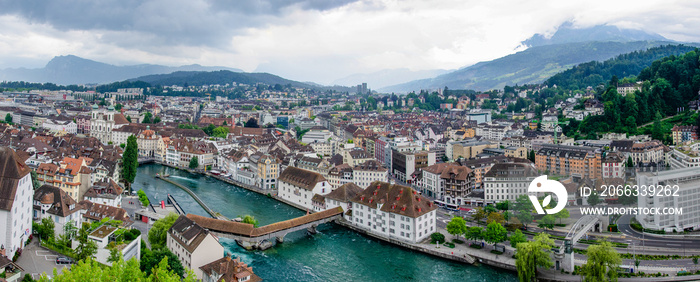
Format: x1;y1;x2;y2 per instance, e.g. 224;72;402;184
134;164;517;281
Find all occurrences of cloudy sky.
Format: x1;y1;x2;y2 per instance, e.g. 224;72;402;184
0;0;699;84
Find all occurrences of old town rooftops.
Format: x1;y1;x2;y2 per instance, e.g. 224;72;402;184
278;167;327;191
351;181;437;218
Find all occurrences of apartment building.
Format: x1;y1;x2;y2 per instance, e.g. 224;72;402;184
535;144;601;181
277;166;331;211
33;185;82;236
484;163;538;204
168;215;224;279
352;159;388;189
0;147;34;259
391;149;436;184
256;154;279;190
671;125;699;145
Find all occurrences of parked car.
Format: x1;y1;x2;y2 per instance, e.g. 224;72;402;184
56;257;73;264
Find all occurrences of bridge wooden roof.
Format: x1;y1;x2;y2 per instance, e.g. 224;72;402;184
186;206;344;238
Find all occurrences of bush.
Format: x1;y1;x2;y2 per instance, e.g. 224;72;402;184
452;239;464;244
430;232;445;244
469;243;483;249
608;224;618;232
490;250;504;255
443;242;455;248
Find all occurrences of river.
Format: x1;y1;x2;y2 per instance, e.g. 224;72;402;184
134;164;517;281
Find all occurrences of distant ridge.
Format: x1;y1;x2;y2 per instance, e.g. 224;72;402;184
0;55;242;85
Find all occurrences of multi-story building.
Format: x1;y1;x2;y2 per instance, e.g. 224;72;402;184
83;179;123;208
277;166;331;211
0;147;33;259
76;115;91;135
42;119;77;134
352;160;388;189
601;152;625;178
256;154;279;190
535;144;601;181
168;215;224;279
90;106;129;144
350;182;437;244
137;126;160;158
35;157;92;201
671;125;698;145
636;167;700;232
166;139;217;169
391;149;435;184
629;141;666;166
484;163;538;204
421;163;475;205
33;185;82;236
327;164;353;189
450;140;496;160
669;142;700;169
344;148;373;167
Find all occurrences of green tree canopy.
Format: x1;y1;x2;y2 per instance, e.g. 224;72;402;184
189;156;199;169
241;215;259;228
466;226;483;243
554;209;570;224
244;118;259;128
212;126;229;138
587;191;602;207
472;207;486;224
446;216;468;237
121;135;139;193
148;213;179;249
580;240;622;282
4;113;12;123
538;214;556;230
509;229;527;248
140;248;185;278
514;195;534;227
515;233;554;282
483;221;507;247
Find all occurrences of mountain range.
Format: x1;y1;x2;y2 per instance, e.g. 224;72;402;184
379;24;686;93
331;68;452;89
0;55;242;85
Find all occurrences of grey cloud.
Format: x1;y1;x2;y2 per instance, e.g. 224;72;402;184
0;0;359;47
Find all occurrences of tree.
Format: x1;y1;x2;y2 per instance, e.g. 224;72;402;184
4;113;12;123
153;116;161;124
430;232;445;244
126;116;132;123
38;218;55;240
483;221;507;248
39;257;148;282
472;207;486;224
121;135;139;193
114;103;123;111
486;212;505;225
64;220;78;240
30;170;41;190
212;126;229;138
244;117;259;128
75;223;98;261
466;226;483;243
587;191;602;207
495;200;510;211
580;240;621;282
142;112;153;124
189;157;199;170
509;229;527;248
515;233;554;282
108;248;122;264
626;156;634;168
515;195;534;227
148;213;179;249
140;248;185;278
554;208;570;224
484;204;497;214
241;215;259;228
538;214;556;230
446;216;468;237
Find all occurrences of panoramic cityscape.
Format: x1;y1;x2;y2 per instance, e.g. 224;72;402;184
1;1;700;282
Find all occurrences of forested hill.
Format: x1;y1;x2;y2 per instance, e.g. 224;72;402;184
545;44;698;89
129;70;313;89
570;49;700;141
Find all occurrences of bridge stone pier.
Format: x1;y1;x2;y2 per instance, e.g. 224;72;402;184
187;207;344;250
